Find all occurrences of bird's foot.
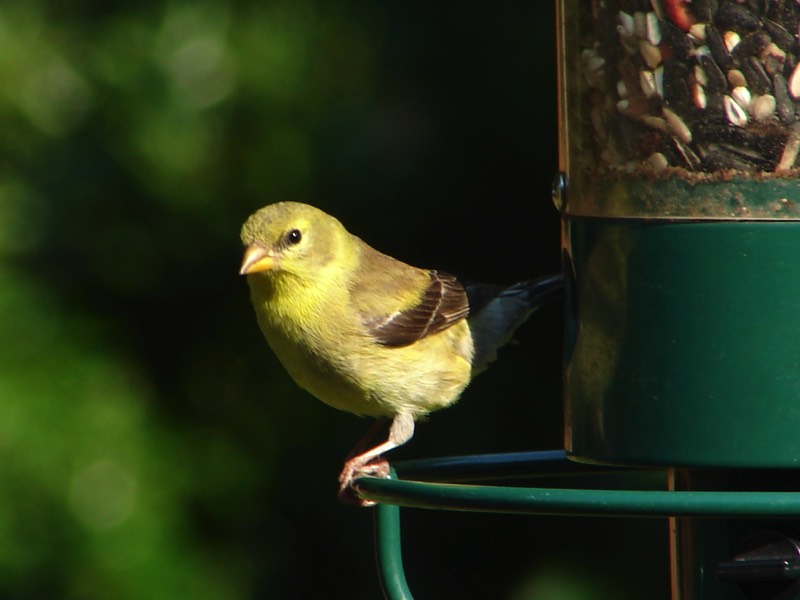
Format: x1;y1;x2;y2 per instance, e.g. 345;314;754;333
337;456;390;506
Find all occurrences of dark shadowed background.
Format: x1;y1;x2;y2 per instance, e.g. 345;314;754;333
0;1;668;598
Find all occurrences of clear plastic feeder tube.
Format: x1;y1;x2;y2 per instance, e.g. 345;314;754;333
557;0;800;219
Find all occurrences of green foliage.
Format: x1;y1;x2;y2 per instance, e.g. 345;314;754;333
0;1;667;598
0;2;381;597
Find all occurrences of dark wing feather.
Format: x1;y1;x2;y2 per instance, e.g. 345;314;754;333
366;270;469;347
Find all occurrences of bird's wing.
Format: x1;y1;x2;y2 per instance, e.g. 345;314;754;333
361;269;469;347
348;239;469;347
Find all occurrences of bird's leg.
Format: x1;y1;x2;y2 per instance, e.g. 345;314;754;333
338;412;415;506
343;417;390;461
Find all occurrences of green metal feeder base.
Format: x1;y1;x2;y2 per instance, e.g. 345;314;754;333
564;218;800;468
358;450;800;600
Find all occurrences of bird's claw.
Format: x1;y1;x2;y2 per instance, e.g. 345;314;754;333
337;457;390;506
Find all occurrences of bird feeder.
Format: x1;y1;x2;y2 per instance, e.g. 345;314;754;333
356;2;800;599
557;1;800;597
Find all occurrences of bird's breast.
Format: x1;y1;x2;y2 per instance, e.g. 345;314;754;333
256;293;474;419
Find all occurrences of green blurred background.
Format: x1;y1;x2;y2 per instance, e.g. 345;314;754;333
0;1;668;598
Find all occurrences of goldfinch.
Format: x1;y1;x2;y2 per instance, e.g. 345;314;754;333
240;202;561;504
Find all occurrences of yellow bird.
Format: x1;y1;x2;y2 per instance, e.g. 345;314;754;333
239;202;561;504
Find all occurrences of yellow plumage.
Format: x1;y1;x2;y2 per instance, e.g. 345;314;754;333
241;202;472;420
240;201;561;504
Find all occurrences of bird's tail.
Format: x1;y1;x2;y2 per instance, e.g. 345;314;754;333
466;273;564;374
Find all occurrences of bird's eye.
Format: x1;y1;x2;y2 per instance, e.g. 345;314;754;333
287;229;302;244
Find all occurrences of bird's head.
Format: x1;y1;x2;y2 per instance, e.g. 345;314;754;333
239;201;346;280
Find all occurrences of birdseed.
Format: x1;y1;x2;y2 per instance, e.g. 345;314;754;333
567;0;800;217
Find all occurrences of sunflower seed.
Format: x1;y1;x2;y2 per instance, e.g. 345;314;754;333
763;19;795;52
665;136;701;169
788;61;800;98
732;31;770;60
701;149;759;171
751;93;777;120
714;3;760;33
640;114;668;131
634;12;648;39
776;122;800;172
640;39;663;69
642;12;661;45
662;59;690;108
653;64;665;97
706;26;733;70
719;143;771;169
694;65;708;87
723;30;742;53
765;2;799;32
740;55;771;94
727;69;748;88
762;43;787;76
692;0;715;24
646;151;669;171
772;73;796;124
700;55;728;93
662;20;696;60
688;23;707;42
724;94;749;126
663;106;693;143
731;85;752;110
640;70;659;97
617;11;636;38
692;82;708;109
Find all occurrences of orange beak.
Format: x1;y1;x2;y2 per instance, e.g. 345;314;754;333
239;244;276;275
